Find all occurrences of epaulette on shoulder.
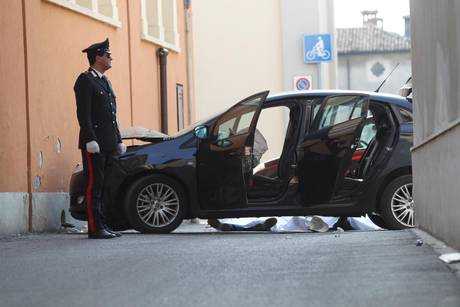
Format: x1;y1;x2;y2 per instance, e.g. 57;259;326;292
79;71;93;80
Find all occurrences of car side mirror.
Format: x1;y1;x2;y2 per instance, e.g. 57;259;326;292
194;125;209;139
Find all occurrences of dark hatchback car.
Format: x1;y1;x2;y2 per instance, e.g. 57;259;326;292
70;90;414;233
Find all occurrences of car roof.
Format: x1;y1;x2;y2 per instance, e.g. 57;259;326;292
267;90;412;110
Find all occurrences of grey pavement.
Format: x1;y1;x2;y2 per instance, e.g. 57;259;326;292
1;224;459;307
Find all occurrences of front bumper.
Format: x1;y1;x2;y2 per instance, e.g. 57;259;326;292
69;168;87;221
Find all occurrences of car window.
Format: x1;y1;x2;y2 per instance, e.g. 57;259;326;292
216;111;256;140
359;122;376;148
214;95;263;141
312;103;321;121
237;111;256;133
315;95;367;130
217;117;238;140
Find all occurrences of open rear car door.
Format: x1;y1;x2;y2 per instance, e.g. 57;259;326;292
298;94;369;204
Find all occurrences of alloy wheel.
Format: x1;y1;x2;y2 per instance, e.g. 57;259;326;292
390;183;414;227
136;183;180;227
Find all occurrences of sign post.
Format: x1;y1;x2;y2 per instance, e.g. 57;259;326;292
303;34;333;89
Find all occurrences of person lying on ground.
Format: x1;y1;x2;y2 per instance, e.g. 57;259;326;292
207;216;381;232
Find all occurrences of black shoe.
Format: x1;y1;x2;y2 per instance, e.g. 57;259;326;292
207;219;233;231
110;230;122;237
332;217;353;231
252;218;277;231
105;228;122;237
88;228;117;239
102;223;122;237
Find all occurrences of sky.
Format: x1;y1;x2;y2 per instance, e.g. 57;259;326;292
335;0;410;35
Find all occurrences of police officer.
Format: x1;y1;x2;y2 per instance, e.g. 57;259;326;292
74;38;126;239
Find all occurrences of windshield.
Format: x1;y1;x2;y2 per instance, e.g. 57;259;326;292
170;107;230;138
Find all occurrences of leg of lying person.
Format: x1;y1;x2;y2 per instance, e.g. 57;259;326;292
207;219;246;231
242;217;278;231
207;218;277;231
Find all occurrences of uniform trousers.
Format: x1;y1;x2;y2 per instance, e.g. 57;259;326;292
81;150;114;233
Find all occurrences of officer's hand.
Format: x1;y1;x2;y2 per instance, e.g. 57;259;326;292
86;141;100;154
117;142;127;154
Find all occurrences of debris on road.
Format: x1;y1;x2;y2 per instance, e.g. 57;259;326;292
309;216;330;233
416;239;423;246
439;253;460;264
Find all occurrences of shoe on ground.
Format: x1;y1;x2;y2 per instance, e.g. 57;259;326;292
309;216;329;233
252;217;277;231
331;217;353;231
207;219;233;231
103;223;122;237
88;228;117;239
106;228;122;237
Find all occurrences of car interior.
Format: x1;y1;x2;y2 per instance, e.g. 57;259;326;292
332;100;397;201
356;102;396;176
246;98;397;204
247;101;302;201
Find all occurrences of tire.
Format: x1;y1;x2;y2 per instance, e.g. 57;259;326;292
124;174;186;233
368;214;387;229
380;175;414;230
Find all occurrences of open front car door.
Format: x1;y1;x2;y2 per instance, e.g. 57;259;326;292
197;91;269;210
298;94;369;205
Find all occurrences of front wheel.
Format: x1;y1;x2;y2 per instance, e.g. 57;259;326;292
125;174;186;233
380;175;414;230
368;214;387;229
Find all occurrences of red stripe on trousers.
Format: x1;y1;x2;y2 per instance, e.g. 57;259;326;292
85;151;96;232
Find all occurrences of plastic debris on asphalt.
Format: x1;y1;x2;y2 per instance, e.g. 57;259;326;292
416;239;424;246
439;253;460;264
309;216;330;233
59;223;87;234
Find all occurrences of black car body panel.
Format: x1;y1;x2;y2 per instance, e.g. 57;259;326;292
69;90;413;228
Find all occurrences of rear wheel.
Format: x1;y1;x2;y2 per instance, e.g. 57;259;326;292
125;174;186;233
380;175;414;230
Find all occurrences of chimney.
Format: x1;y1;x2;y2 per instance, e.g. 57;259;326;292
362;10;383;28
403;15;411;39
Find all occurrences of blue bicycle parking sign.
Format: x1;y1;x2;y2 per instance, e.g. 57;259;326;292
304;34;333;63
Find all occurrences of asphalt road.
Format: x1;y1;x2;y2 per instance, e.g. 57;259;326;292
1;226;459;307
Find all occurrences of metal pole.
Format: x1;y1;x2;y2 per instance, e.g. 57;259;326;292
317;63;322;89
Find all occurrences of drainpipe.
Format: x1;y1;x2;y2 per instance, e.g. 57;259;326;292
184;0;196;124
157;47;169;134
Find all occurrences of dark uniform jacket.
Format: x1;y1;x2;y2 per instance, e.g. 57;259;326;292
74;69;122;152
